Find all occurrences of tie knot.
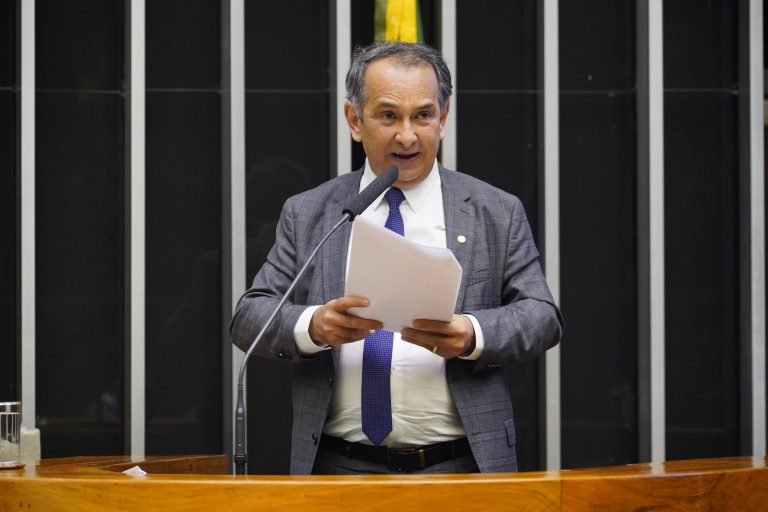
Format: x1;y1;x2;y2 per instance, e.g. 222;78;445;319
385;187;405;210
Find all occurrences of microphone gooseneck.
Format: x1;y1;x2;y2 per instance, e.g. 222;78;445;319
233;165;399;475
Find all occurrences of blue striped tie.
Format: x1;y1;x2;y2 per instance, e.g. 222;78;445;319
361;187;405;445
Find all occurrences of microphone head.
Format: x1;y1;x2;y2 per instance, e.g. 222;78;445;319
343;165;399;219
379;164;400;180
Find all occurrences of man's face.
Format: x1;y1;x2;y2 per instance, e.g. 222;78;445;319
345;58;449;190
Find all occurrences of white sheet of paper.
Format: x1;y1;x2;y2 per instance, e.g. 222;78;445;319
345;216;463;332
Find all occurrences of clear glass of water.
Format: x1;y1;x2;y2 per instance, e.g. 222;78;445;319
0;402;21;468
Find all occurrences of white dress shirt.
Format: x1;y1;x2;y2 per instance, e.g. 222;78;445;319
293;161;485;447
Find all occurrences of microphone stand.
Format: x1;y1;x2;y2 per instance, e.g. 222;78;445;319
233;213;352;475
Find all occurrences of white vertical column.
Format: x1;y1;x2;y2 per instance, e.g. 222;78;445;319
20;0;36;431
230;0;247;451
129;0;146;457
638;0;665;463
646;0;666;464
748;0;766;459
336;0;351;176
542;0;561;471
439;0;457;170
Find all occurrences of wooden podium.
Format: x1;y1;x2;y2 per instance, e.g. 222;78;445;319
0;455;766;511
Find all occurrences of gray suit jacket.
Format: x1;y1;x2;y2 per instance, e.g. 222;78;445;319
231;167;563;474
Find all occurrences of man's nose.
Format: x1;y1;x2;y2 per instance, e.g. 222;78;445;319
395;120;417;147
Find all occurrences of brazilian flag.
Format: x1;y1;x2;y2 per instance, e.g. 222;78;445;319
374;0;424;43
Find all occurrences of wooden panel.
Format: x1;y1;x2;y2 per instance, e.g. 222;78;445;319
0;455;766;511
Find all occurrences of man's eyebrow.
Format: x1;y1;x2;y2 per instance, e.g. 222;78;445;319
374;101;398;109
415;102;437;111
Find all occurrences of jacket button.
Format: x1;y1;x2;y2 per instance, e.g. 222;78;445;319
312;433;318;445
328;376;334;387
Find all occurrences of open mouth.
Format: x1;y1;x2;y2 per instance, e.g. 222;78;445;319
392;152;419;162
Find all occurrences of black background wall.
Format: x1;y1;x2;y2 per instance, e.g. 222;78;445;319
663;0;740;460
35;0;126;456
0;0;18;405
145;0;224;456
559;0;639;469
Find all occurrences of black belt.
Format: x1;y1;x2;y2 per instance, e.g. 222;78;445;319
320;435;471;471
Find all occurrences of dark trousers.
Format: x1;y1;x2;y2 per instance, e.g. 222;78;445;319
312;445;480;475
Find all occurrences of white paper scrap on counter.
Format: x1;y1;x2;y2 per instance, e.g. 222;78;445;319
122;465;148;476
345;216;462;332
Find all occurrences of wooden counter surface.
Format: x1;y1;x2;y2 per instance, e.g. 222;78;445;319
0;454;766;511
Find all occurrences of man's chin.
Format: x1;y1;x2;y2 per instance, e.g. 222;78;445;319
392;169;432;189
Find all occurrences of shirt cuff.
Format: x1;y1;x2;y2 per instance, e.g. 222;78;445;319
294;305;331;355
459;314;484;360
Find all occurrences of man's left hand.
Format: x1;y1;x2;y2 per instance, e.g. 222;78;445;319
400;315;475;359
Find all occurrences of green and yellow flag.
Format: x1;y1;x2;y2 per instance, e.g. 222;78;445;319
374;0;424;43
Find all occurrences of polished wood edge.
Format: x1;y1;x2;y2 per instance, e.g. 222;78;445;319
7;454;766;482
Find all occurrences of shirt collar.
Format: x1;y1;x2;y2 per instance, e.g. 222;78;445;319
359;159;441;213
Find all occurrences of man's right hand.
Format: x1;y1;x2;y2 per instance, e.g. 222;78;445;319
308;296;383;347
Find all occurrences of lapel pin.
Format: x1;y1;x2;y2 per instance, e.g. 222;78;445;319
457;235;467;244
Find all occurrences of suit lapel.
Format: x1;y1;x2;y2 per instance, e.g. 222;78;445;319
440;168;475;312
322;171;363;369
322;173;361;303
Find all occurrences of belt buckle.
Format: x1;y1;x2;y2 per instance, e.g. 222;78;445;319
386;447;427;471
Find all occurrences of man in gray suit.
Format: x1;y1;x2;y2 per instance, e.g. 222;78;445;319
231;42;562;475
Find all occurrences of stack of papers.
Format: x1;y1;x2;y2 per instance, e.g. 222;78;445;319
345;216;463;332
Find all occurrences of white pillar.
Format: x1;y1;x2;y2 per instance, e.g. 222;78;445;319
20;0;36;432
748;0;766;459
129;0;147;458
439;0;457;170
542;0;561;471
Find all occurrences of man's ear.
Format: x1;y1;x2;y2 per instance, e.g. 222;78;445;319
439;99;450;141
344;100;363;142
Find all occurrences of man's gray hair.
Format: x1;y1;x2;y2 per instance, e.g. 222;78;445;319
345;41;453;117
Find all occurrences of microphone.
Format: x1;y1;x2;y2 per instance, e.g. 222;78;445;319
343;165;399;219
233;165;399;475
